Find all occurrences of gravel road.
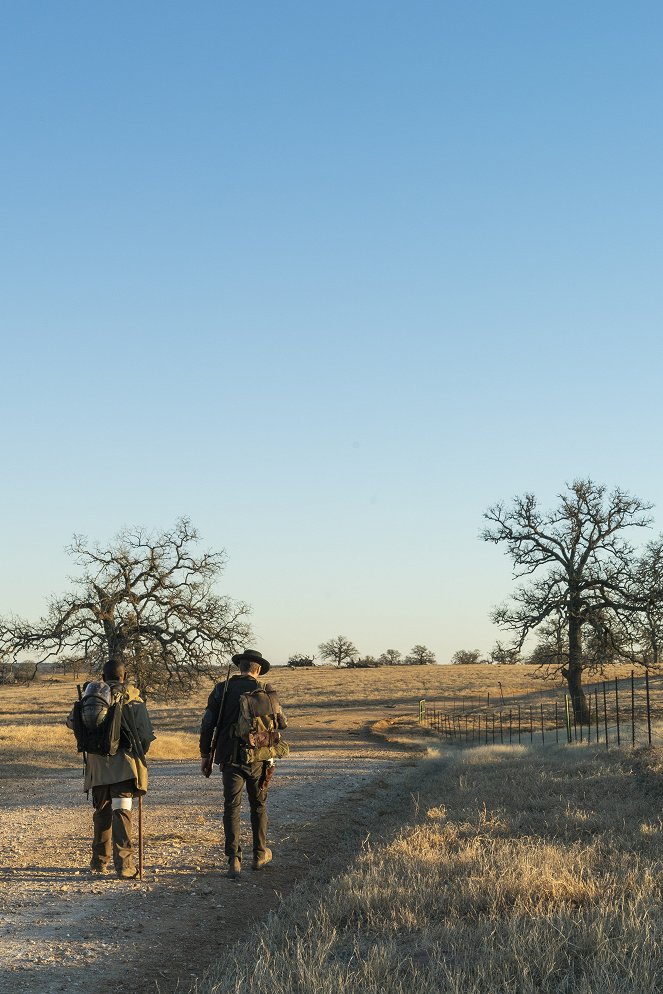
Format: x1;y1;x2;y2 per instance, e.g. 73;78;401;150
1;739;405;994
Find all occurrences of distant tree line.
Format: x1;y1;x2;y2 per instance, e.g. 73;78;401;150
288;638;436;668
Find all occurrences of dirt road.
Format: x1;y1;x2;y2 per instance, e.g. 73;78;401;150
0;731;412;994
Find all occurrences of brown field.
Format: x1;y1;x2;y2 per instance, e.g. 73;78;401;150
0;661;639;771
3;662;663;994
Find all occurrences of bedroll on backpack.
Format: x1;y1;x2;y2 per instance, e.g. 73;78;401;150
234;686;289;764
71;681;127;757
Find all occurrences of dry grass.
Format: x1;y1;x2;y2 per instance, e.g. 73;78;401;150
0;663;654;771
4;667;663;990
194;743;663;994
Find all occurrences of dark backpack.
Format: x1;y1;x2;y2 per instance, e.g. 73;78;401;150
71;681;128;757
233;686;289;764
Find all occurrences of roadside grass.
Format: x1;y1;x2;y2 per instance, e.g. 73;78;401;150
194;743;663;994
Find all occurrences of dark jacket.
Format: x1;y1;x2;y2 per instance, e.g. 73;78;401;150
200;674;284;766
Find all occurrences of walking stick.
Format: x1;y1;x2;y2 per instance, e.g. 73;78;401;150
138;795;143;881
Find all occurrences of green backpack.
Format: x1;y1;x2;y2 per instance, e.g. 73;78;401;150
234;685;289;764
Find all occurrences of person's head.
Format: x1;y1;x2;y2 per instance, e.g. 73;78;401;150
103;658;126;683
232;649;270;676
239;659;261;677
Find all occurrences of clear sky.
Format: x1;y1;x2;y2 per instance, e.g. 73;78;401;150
1;2;662;664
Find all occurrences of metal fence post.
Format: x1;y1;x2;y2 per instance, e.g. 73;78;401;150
631;670;635;747
565;695;572;744
603;681;609;749
646;670;652;746
540;702;545;745
615;677;620;746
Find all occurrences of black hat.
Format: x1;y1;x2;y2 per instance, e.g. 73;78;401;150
232;649;270;675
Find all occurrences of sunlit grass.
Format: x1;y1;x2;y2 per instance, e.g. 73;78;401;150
195;744;663;994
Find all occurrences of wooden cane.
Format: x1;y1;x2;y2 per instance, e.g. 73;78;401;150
138;795;144;881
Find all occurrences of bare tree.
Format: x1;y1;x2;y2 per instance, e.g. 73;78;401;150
490;641;520;665
451;649;482;665
0;519;251;698
407;644;436;665
378;649;403;666
318;635;358;668
627;538;663;665
482;480;652;719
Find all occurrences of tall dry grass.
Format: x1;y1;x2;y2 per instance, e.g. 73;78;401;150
194;743;663;994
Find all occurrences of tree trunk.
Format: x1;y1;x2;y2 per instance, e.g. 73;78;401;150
566;610;590;723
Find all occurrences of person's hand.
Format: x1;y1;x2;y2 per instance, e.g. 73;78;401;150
200;755;212;777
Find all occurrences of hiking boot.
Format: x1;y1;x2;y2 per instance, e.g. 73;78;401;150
227;856;241;879
252;848;272;871
89;861;109;875
116;866;139;880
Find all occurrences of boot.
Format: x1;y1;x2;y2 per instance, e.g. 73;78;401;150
252;847;272;871
227;855;241;879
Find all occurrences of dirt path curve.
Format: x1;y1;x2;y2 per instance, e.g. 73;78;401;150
0;728;411;994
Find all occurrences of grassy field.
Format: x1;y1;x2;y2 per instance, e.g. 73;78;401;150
196;742;663;994
0;661;651;771
4;663;663;992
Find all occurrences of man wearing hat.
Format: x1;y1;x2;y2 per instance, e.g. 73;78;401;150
199;649;286;879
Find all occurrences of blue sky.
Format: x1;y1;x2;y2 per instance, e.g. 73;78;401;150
1;2;662;664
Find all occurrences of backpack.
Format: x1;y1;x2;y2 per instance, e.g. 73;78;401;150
71;680;128;757
233;685;289;764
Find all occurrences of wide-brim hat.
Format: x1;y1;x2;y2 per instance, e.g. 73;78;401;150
232;649;270;675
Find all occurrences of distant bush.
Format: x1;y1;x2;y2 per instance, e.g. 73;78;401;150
288;655;315;668
347;657;383;668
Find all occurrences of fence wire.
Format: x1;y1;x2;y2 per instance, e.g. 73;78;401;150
418;671;663;749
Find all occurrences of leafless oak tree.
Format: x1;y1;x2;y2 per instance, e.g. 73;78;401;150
625;538;663;665
407;644;436;665
318;635;358;667
0;519;251;698
482;480;653;719
451;649;482;665
379;649;403;666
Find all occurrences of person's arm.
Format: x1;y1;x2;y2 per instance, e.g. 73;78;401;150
132;702;156;753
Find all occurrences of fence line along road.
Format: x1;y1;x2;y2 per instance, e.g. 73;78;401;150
418;670;663;750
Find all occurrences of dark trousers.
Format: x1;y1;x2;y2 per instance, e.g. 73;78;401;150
222;762;267;860
91;779;136;872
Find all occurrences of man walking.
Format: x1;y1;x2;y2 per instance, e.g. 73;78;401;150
68;658;155;879
199;649;287;879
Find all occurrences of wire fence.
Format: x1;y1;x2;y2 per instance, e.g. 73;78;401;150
418;670;663;750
